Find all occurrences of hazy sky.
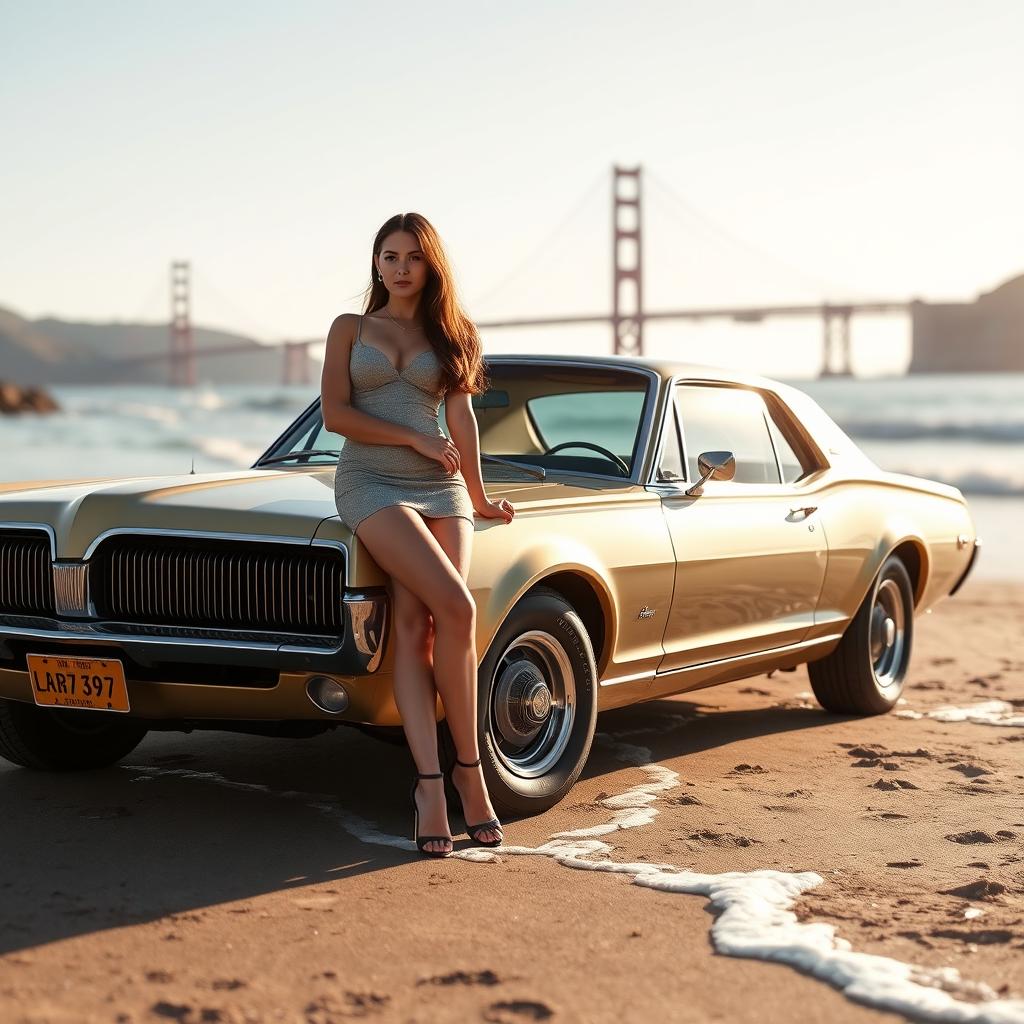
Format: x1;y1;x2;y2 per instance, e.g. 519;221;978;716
2;1;1021;377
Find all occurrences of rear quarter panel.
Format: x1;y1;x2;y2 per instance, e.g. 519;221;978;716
813;476;976;633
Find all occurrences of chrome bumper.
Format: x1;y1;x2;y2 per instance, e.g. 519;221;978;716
0;589;389;675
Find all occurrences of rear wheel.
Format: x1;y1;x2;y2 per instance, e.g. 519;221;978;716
0;699;149;770
809;554;914;715
441;586;599;817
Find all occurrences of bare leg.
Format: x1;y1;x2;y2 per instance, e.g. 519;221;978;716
389;575;448;853
423;515;501;844
353;505;478;851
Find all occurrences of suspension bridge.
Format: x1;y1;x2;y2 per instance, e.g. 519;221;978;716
122;165;931;386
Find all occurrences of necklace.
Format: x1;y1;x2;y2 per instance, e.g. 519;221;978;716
382;305;423;334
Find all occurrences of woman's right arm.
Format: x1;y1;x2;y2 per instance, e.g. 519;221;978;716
320;314;417;446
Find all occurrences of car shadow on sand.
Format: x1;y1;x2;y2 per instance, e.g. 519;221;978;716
0;692;837;955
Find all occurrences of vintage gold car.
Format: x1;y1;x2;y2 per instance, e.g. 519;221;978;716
0;355;979;814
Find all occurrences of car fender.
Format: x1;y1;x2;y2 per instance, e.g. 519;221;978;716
473;536;618;666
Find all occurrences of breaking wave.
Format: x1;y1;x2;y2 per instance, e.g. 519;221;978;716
889;465;1024;496
841;417;1024;444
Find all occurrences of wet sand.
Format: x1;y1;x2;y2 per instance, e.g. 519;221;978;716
1;579;1022;1023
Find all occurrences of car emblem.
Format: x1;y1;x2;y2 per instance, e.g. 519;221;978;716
638;606;656;619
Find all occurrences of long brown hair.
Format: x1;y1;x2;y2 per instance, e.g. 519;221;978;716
364;213;489;396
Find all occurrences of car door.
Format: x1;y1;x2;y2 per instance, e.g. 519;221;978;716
652;382;828;674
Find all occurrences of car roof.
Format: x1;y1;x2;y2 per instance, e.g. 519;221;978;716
483;351;794;394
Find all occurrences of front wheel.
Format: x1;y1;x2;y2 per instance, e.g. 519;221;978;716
0;699;149;770
808;554;914;715
443;586;599;817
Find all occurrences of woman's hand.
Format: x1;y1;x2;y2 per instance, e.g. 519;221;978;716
475;497;515;524
410;433;461;474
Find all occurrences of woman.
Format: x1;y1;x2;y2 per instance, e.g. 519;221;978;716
320;212;515;858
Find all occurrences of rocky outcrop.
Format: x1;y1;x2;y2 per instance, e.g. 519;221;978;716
911;272;1024;373
0;380;60;414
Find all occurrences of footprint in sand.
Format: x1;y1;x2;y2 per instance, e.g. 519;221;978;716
948;763;994;778
418;970;502;988
483;1000;555;1022
939;879;1007;900
731;764;769;775
844;745;886;758
846;745;932;761
150;1003;223;1022
944;830;1018;845
686;829;761;848
304;992;390;1021
669;794;704;806
870;778;919;791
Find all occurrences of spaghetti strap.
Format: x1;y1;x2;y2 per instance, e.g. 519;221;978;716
355;313;363;346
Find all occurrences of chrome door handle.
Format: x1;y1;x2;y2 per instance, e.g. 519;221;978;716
788;505;818;517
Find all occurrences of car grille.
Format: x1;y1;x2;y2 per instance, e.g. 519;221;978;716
90;536;345;635
0;531;55;616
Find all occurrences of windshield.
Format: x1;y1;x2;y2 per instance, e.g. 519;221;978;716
254;360;654;481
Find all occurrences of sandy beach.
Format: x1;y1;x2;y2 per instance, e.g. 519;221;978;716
1;578;1022;1024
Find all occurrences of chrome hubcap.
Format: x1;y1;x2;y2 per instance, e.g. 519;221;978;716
869;578;906;688
488;630;575;779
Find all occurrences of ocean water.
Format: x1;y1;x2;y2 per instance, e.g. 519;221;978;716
0;374;1020;580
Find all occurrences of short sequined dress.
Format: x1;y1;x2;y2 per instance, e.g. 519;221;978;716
333;314;475;534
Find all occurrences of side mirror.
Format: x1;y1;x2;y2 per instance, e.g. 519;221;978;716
685;450;736;496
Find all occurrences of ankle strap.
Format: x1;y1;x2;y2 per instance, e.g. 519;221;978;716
417;771;443;779
455;757;482;768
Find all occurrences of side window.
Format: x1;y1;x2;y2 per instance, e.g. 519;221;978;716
656;404;685;482
766;413;805;484
674;386;781;485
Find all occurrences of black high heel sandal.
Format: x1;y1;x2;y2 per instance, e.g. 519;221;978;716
410;771;453;858
450;757;503;848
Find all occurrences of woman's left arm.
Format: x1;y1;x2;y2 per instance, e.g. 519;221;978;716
446;389;514;523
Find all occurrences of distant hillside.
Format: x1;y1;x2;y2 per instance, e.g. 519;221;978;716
0;304;321;386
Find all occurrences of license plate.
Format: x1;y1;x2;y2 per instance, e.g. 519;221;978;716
27;654;131;713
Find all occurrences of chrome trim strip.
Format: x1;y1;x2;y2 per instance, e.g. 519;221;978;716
0;588;390;674
600;633;845;687
0;618;326;654
654;633;844;678
0;523;57;559
599;666;657;686
82;526;317;562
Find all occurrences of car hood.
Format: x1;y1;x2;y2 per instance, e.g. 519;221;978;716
0;467;638;559
0;469;341;559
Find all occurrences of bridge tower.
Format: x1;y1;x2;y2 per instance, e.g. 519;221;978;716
612;165;644;355
820;304;853;376
169;260;197;387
